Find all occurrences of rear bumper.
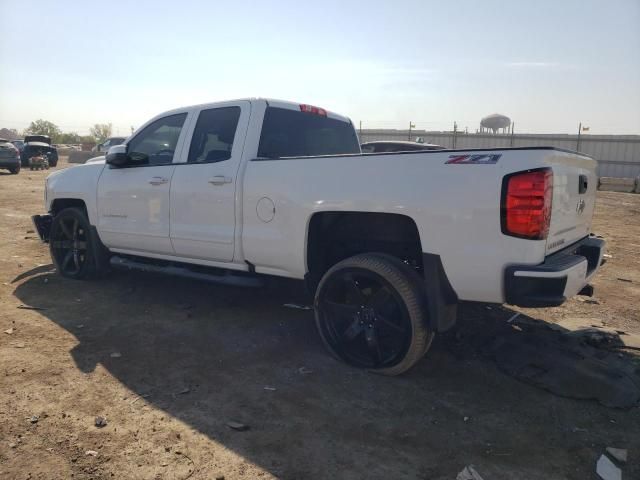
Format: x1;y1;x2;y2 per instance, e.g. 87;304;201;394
504;236;605;307
0;158;19;168
32;214;52;243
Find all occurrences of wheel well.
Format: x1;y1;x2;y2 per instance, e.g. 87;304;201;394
307;212;423;288
50;198;87;217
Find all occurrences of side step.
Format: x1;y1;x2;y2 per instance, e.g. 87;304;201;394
110;255;264;288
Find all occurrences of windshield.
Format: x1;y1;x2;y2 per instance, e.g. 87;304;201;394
258;107;360;158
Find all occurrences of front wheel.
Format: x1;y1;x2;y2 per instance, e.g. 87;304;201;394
9;166;20;174
49;208;109;279
314;253;434;376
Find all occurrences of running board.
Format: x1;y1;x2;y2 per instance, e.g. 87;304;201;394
110;255;264;288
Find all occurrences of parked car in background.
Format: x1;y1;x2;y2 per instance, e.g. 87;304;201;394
11;139;25;153
361;140;445;153
92;136;127;153
21;135;59;168
0;140;21;174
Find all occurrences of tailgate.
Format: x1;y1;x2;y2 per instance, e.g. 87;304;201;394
546;152;598;254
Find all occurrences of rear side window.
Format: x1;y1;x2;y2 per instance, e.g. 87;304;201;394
188;107;241;163
258;107;360;158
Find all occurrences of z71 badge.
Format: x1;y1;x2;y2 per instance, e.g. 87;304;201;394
446;154;501;164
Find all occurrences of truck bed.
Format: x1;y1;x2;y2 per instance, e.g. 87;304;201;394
243;146;597;304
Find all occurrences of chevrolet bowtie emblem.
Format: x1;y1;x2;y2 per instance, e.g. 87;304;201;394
576;199;586;214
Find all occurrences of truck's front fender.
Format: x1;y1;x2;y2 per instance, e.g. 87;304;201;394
46;163;105;226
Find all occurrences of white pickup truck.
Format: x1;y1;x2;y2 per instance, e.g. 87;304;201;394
33;98;605;375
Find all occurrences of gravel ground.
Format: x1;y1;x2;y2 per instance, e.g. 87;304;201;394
1;161;638;479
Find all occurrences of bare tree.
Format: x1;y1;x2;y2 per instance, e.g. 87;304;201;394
90;123;113;143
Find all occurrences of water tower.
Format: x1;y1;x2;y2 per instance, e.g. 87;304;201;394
480;113;511;134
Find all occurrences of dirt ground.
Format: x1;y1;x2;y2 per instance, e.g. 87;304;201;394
1;161;639;480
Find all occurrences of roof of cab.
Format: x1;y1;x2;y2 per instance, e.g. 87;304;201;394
157;98;352;124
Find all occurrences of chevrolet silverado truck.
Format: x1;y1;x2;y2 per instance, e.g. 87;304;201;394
32;98;605;375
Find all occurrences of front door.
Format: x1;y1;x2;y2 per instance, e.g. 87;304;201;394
170;102;250;261
97;112;189;254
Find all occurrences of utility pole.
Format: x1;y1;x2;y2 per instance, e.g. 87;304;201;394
359;120;362;139
452;121;458;149
510;122;515;147
577;122;582;152
408;122;415;141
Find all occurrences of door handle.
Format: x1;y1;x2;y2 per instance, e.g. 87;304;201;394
208;176;233;185
148;176;169;186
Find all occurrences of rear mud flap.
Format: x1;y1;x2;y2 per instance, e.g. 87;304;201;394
422;253;458;332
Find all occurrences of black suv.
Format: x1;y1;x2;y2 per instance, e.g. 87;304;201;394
0;139;21;174
21;135;59;167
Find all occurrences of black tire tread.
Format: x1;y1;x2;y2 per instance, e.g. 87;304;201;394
315;252;434;376
50;207;109;280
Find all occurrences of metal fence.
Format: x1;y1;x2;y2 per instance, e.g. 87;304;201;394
359;130;640;178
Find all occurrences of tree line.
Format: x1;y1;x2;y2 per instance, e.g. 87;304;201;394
20;119;120;144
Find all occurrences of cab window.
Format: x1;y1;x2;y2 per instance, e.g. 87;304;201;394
188;107;241;163
127;113;187;166
258;107;360;158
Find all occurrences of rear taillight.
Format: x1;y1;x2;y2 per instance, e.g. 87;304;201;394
299;104;327;116
501;169;553;240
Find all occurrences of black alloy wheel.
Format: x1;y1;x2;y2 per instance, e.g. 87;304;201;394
51;211;89;278
315;253;433;375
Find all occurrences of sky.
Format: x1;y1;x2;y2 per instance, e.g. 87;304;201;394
1;0;639;135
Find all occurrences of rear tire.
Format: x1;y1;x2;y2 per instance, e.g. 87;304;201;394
9;166;20;174
49;207;110;280
314;253;434;376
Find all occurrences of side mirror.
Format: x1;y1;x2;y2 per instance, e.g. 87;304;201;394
105;144;128;167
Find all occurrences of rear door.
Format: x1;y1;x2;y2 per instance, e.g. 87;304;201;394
96;112;189;254
169;101;251;261
546;152;598;254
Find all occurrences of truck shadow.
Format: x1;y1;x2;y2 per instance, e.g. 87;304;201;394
11;266;640;478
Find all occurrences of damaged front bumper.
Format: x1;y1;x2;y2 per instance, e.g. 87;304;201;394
505;236;605;307
32;214;52;243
